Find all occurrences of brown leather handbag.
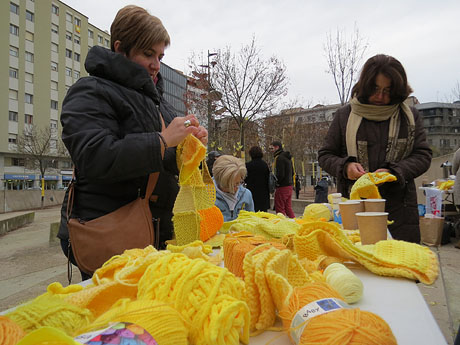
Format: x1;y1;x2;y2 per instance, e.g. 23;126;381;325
66;173;159;275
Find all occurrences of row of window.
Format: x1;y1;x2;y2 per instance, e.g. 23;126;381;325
10;45;81;79
9;91;34;103
8;93;59;109
10;25;35;43
10;45;34;62
65;49;80;61
12;7;109;50
8;111;59;125
10;2;34;22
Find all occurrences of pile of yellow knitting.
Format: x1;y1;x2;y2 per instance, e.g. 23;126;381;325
221;210;300;238
294;221;439;284
5;245;250;345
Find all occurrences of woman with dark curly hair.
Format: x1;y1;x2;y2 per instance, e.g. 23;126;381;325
318;54;432;243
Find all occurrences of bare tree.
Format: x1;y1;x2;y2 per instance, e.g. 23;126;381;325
16;125;61;207
324;24;368;105
452;81;460;102
211;36;289;154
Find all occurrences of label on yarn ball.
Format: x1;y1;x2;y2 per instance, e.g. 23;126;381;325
74;322;158;345
290;298;351;344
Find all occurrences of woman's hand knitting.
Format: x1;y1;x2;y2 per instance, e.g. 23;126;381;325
346;162;366;180
161;115;204;148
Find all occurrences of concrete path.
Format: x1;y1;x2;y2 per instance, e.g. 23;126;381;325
0;205;459;344
0;206;82;312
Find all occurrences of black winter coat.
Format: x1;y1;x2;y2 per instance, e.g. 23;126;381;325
274;150;293;187
58;46;179;246
245;158;270;212
318;104;432;242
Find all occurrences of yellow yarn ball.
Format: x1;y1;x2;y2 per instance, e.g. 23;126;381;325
323;263;364;304
137;253;250;345
6;295;92;336
303;203;331;221
77;298;188;345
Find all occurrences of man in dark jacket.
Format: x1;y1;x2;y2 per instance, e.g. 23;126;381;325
269;141;295;218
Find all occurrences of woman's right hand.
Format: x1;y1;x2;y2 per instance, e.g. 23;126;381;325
160;115;200;148
346;162;366;180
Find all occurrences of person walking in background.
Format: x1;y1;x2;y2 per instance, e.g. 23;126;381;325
295;175;301;199
57;5;207;280
318;54;431;243
213;155;255;221
314;176;329;203
245;146;270;212
269;141;295;218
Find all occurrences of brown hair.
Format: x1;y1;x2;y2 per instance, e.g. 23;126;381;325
249;146;263;159
110;5;170;56
351;54;413;104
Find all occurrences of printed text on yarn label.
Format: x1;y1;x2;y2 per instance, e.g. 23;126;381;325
290;298;350;344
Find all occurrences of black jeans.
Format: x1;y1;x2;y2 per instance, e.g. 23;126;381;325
60;238;92;282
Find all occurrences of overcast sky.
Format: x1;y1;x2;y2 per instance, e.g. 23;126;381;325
64;0;460;106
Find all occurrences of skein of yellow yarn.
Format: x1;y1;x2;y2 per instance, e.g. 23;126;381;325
323;263;364;304
279;282;397;345
137;253;250;345
6;294;93;336
77;298;188;345
0;316;25;345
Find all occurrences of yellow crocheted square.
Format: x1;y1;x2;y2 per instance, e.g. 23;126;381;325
350;172;397;199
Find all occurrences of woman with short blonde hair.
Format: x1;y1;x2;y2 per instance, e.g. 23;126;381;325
213;155;254;221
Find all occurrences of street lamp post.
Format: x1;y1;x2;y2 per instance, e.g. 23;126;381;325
199;50;217;150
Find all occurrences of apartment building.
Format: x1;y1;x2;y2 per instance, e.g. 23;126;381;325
2;0;187;190
416;101;460;156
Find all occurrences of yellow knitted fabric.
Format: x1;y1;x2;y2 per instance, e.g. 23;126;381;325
137;253;250;345
294;221;439;284
350;172;397;199
173;134;222;245
167;239;213;260
265;249;310;310
221;210;300;239
223;232;286;278
242;246;310;332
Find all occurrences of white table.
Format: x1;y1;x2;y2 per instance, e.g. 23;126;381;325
250;266;447;344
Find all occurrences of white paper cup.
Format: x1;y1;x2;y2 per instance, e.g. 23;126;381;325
364;199;386;212
356;212;388;245
339;201;364;230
